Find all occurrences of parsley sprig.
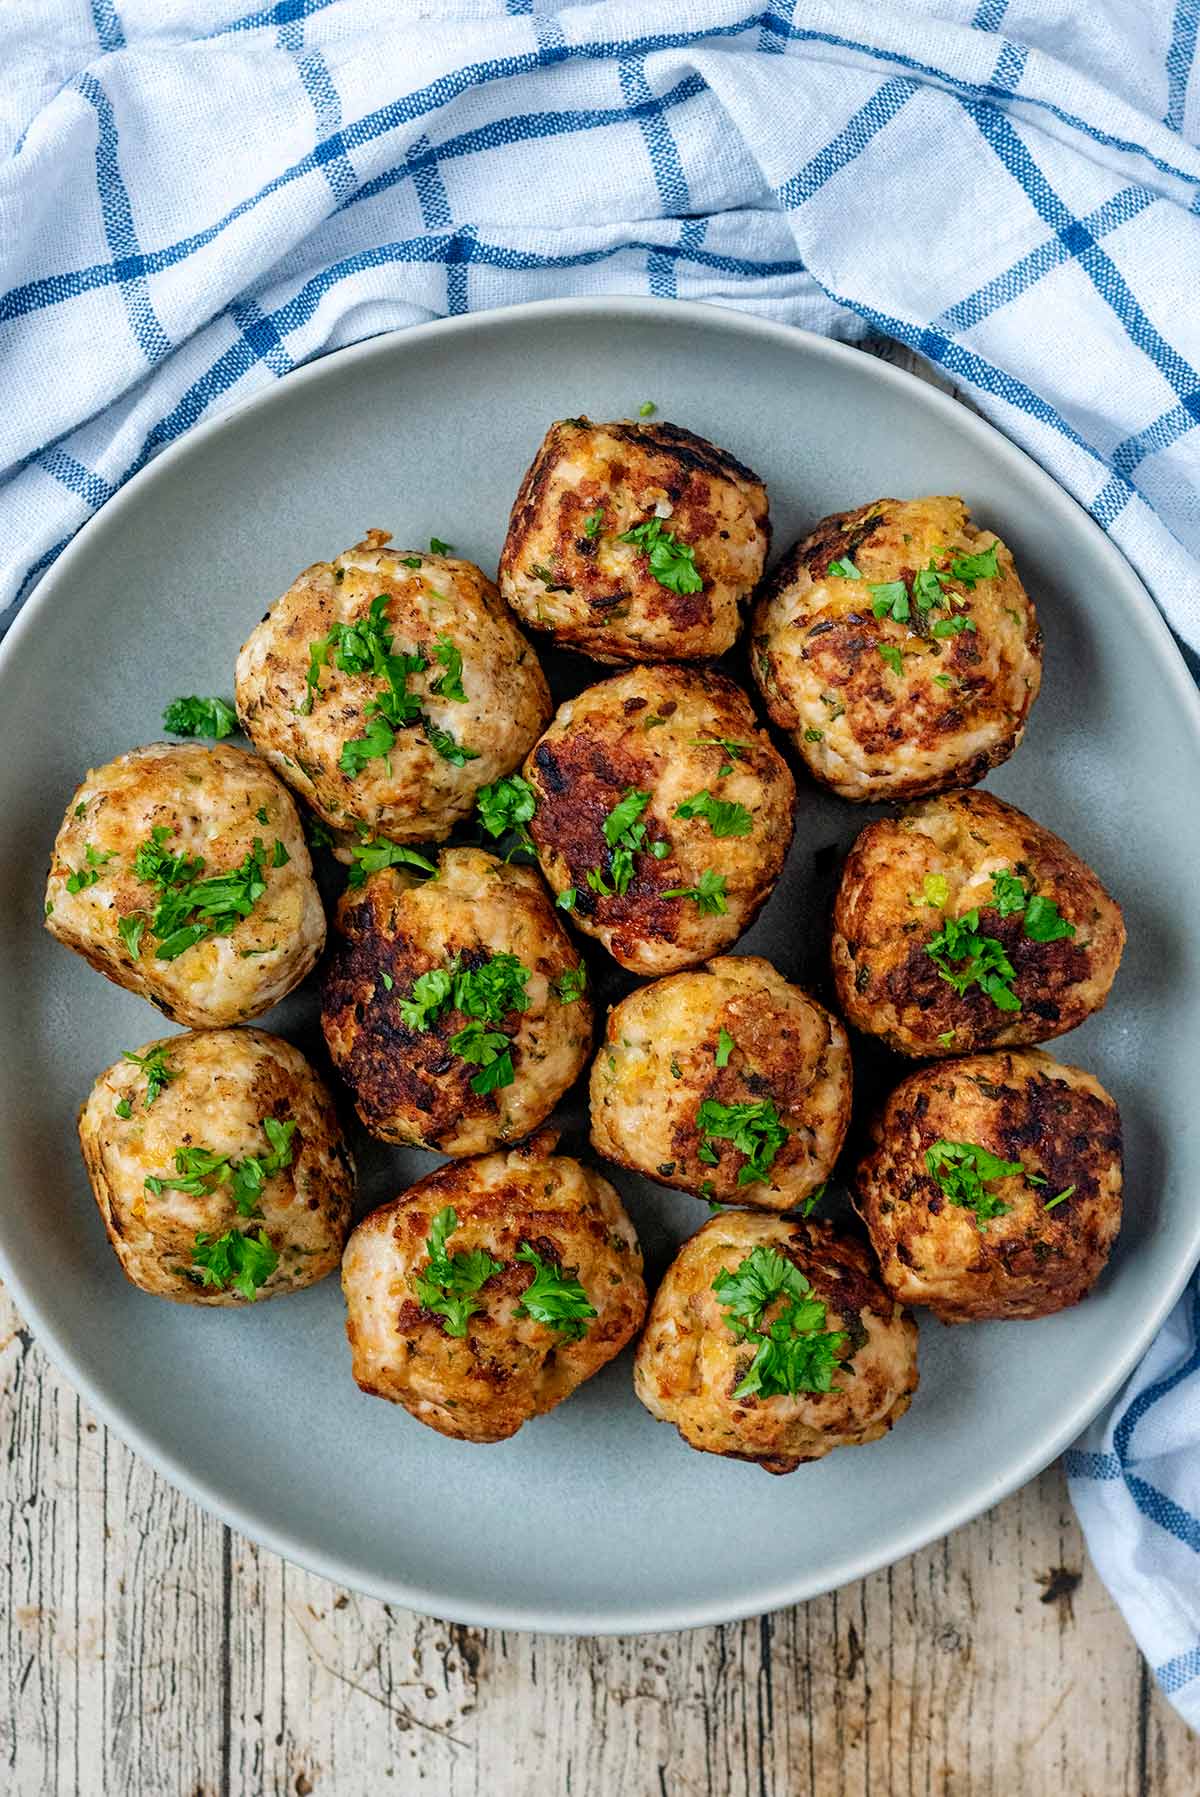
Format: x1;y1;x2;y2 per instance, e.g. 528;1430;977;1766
925;909;1021;1012
587;787;654;898
617;517;703;595
414;1206;503;1336
988;869;1076;942
674;790;753;838
162;696;237;740
925;1140;1022;1230
145;1118;297;1216
713;1246;848;1400
122;1045;176;1107
191;1227;278;1300
514;1243;596;1340
121;826;280;963
397;952;530;1094
696;1098;789;1186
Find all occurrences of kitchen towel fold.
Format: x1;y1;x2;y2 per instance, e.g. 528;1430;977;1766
2;0;1199;1724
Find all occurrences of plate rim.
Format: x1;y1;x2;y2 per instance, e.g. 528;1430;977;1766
3;293;1199;1636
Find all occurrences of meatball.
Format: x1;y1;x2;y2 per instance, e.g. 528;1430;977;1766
77;1028;354;1304
854;1050;1122;1322
235;529;551;843
752;496;1042;801
634;1212;918;1474
44;742;325;1027
523;665;795;975
341;1133;647;1442
831;790;1125;1058
589;955;850;1211
498;417;769;662
321;846;592;1155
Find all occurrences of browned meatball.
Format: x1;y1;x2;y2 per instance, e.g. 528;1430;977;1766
634;1212;918;1474
321;847;592;1156
341;1133;647;1443
752;496;1042;800
589;956;851;1211
854;1050;1123;1322
831;789;1125;1057
524;664;796;975
498;417;769;662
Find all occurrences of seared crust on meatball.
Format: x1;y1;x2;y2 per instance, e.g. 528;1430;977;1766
832;790;1125;1057
341;1133;647;1442
235;529;551;842
752;496;1042;800
44;743;325;1027
524;665;795;975
498;417;770;662
321;847;592;1155
78;1029;354;1304
589;956;851;1211
634;1213;918;1474
854;1050;1122;1322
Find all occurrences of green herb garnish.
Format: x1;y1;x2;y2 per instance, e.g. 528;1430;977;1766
347;837;437;887
191;1228;278;1300
414;1206;502;1336
826;558;860;579
662;869;728;915
925;1139;1023;1230
713;1246;848;1399
122;1045;176;1107
715;1027;735;1067
514;1243;596;1339
695;1097;788;1186
617;517;703;595
674;790;753;838
553;964;588;1004
429;638;467;703
869;581;909;622
429;537;454;556
925;909;1020;1012
588;787;653;898
877;643;905;676
162;696;237;740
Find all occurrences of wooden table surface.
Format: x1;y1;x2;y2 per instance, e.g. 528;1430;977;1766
4;342;1198;1797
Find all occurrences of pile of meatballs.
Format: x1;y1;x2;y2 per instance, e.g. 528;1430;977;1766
46;413;1126;1476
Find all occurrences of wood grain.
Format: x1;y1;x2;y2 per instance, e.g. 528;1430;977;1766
4;338;1199;1796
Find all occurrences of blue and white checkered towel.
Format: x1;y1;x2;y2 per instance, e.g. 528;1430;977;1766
4;0;1200;1715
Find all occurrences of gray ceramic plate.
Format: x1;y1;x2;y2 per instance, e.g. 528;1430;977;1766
2;298;1198;1635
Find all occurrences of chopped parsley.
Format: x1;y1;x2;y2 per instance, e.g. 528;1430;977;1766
674;790;753;838
877;643;906;675
988;868;1076;941
475;774;537;856
617;517;703;595
715;1027;735;1067
869;581;909;622
712;1246;848;1399
305;814;337;852
65;842;117;893
162;695;237;740
145;1117;296;1217
122;825;280;962
689;735;749;760
638;401;657;417
556;887;577;911
397;951;530;1094
583;507;604;538
588;787;653;897
347;836;437;887
553;964;588;1004
122;1045;176;1107
191;1227;278;1300
925;1139;1023;1230
826;557;861;579
948;541;1001;586
801;1181;826;1219
429;638;466;703
422;716;479;766
931;614;976;638
114;1098;133;1120
925;909;1021;1012
429;537;454;556
695;1097;788;1186
662;869;728;915
514;1243;596;1339
414;1205;502;1336
1044;1185;1077;1211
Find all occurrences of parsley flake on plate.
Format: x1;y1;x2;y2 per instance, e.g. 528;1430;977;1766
925;1139;1024;1230
617;517;703;596
514;1242;596;1339
414;1205;503;1336
429;537;454;556
162;695;237;740
695;1097;789;1186
674;789;753;838
191;1227;279;1300
712;1245;848;1399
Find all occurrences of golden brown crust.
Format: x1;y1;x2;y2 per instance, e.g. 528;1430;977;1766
854;1050;1123;1322
633;1212;918;1473
831;789;1125;1057
77;1029;354;1304
498;417;769;662
341;1136;647;1442
589;955;851;1210
524;664;796;974
235;530;551;842
752;496;1042;801
320;847;592;1155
